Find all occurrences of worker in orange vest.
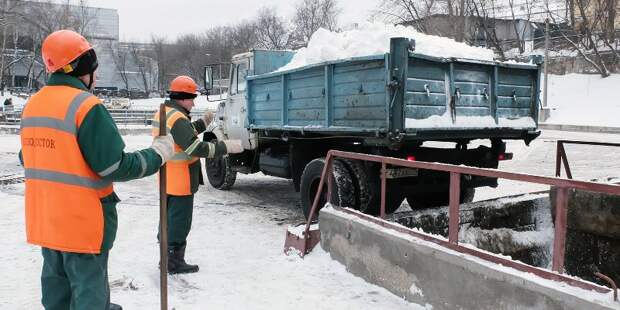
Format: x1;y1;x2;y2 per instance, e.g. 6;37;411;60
152;76;243;274
20;30;175;310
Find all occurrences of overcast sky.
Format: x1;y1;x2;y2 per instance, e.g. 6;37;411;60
87;0;382;42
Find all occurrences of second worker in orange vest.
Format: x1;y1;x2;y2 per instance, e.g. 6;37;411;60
153;76;243;274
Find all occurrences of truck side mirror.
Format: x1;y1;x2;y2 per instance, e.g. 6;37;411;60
204;66;214;91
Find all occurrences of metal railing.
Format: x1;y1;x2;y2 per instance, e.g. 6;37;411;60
0;108;209;126
556;140;620;179
302;150;620;294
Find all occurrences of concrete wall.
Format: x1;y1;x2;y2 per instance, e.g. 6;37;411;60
319;206;619;310
551;186;620;287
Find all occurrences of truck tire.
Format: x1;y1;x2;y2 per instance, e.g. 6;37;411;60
406;187;475;209
360;163;405;215
300;158;356;220
205;155;237;190
341;159;371;212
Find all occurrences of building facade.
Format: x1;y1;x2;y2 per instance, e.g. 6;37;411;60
2;1;157;92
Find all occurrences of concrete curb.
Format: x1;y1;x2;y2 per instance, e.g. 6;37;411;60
540;123;620;134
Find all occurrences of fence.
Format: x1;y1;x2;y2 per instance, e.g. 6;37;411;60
302;150;620;294
0;108;208;126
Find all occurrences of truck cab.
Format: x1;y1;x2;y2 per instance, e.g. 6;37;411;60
205;50;295;150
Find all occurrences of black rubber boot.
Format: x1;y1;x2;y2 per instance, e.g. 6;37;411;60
168;245;199;274
109;303;123;310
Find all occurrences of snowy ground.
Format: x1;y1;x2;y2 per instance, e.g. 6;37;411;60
544;73;620;127
1;130;620;309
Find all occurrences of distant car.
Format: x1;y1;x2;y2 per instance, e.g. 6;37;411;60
104;98;132;109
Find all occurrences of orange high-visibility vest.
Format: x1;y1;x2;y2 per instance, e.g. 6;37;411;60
20;86;114;254
152;106;199;196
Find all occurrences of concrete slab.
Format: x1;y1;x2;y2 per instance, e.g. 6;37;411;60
319;205;620;310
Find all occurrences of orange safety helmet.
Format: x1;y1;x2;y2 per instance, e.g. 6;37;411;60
169;76;199;95
42;30;93;73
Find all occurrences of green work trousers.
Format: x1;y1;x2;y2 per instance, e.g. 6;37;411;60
41;247;110;310
164;194;194;248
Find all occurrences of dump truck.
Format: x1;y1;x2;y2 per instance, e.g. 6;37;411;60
202;37;542;218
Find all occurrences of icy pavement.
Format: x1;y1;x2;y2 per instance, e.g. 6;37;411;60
0;135;424;309
1;129;620;309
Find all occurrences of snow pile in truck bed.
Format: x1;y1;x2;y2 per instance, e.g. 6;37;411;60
279;22;496;71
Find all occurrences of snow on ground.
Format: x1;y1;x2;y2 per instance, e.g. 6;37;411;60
2;129;620;309
279;22;495;72
474;129;620;201
0;135;424;309
0;93;28;111
545;73;620;127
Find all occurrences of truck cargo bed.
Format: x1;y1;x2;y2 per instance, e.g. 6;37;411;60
246;38;541;143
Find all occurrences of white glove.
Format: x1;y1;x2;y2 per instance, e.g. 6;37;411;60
222;139;244;154
202;111;215;126
151;135;175;164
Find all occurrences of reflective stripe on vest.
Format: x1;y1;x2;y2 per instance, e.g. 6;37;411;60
20;91;91;135
24;168;111;190
152;106;199;195
21;88;113;254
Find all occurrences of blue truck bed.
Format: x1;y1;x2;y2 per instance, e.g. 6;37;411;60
246;38;541;142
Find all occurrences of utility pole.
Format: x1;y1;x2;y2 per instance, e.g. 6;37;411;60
0;0;10;95
543;17;550;109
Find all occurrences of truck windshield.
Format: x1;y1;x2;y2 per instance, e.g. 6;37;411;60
237;60;248;93
229;63;238;95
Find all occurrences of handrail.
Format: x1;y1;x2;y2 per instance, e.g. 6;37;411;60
302;150;620;294
556;140;620;179
0;108;210;126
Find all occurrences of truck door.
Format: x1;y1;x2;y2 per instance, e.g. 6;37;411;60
223;57;256;149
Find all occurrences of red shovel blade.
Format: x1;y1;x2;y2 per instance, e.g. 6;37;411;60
284;224;321;258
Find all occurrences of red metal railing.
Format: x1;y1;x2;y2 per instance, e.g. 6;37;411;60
301;149;620;294
556;140;620;179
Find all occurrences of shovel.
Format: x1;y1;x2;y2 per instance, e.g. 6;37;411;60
158;103;168;309
283;157;333;257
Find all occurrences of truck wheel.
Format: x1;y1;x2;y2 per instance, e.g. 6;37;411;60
205;155;237;190
300;158;356;220
358;163;404;215
406;187;475;209
341;159;372;213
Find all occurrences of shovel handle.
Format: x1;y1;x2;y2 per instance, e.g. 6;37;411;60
158;104;168;310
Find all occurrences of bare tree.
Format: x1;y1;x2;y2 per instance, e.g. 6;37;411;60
470;0;508;60
0;0;25;92
127;43;155;92
547;0;617;77
72;0;98;36
291;0;340;46
254;7;292;50
109;41;130;91
378;0;471;42
150;35;170;93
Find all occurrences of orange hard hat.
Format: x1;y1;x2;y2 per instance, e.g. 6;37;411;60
169;76;199;95
42;30;93;73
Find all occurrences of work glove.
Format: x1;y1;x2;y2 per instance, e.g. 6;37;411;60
151;135;175;164
202;111;215;126
222;139;244;154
